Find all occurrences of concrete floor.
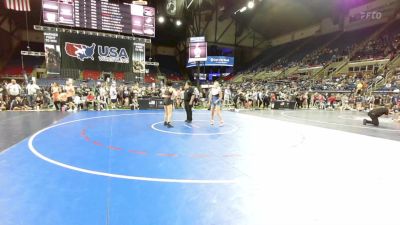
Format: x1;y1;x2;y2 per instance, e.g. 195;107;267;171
241;109;400;141
0;111;69;152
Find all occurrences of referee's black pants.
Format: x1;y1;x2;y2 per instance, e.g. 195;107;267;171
367;111;379;126
184;101;193;122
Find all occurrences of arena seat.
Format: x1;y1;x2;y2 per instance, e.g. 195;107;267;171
114;72;125;81
82;70;101;80
144;74;157;83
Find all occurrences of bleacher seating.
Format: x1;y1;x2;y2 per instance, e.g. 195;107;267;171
82;70;101;80
144;74;157;83
0;42;45;77
286;32;341;66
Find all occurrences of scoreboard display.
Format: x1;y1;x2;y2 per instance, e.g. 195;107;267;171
42;0;155;37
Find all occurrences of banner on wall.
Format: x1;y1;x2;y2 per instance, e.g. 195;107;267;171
44;32;61;75
187;56;234;68
132;42;146;73
345;0;400;30
60;33;133;72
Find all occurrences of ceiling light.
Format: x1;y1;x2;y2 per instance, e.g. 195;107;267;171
158;16;165;23
248;1;254;9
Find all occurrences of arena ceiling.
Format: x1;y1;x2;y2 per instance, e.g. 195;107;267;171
225;0;374;39
0;0;374;45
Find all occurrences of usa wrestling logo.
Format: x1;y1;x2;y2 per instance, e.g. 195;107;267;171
65;42;96;61
65;42;129;63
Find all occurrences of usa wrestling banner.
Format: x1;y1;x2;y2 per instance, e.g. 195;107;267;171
60;33;133;72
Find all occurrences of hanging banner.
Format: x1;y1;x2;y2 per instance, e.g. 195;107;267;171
164;0;185;17
60;32;133;72
166;0;177;16
44;32;61;75
132;42;146;73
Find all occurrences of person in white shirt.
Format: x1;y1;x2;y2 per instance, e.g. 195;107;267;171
97;94;108;111
208;81;224;126
110;83;118;109
6;79;21;102
99;84;107;97
73;95;83;111
26;80;40;107
223;86;231;105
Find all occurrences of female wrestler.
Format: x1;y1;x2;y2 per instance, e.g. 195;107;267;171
65;79;76;111
51;82;61;110
163;81;176;128
209;81;224;126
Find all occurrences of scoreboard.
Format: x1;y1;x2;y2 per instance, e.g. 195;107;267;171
42;0;155;37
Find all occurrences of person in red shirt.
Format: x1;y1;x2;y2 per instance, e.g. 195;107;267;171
85;91;95;110
327;94;336;109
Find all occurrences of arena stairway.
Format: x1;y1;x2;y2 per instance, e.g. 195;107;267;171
231;72;249;83
386;54;400;69
313;60;347;79
253;70;267;80
278;66;300;79
368;70;394;94
331;59;352;77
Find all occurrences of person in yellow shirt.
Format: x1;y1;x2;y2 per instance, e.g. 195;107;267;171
356;82;363;95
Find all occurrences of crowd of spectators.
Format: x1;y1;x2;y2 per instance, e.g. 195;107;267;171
0;79;146;111
221;71;400;112
0;78;204;111
0;71;399;113
352;33;400;61
242;29;400;77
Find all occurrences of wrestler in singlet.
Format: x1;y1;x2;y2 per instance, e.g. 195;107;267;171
163;87;173;106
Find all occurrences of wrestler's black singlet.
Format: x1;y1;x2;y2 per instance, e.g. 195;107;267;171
164;88;173;106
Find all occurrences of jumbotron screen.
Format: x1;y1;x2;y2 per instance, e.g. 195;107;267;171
42;0;155;37
188;42;207;62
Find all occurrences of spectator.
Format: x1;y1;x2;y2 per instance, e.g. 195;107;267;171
6;79;22;108
110;83;118;109
51;83;61;110
10;96;30;111
85;91;96;110
26;80;40;108
0;98;6;111
35;93;44;110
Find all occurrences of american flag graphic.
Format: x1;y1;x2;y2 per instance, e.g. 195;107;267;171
4;0;31;11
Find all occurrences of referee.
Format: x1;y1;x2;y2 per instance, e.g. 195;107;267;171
363;107;389;126
183;81;195;123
